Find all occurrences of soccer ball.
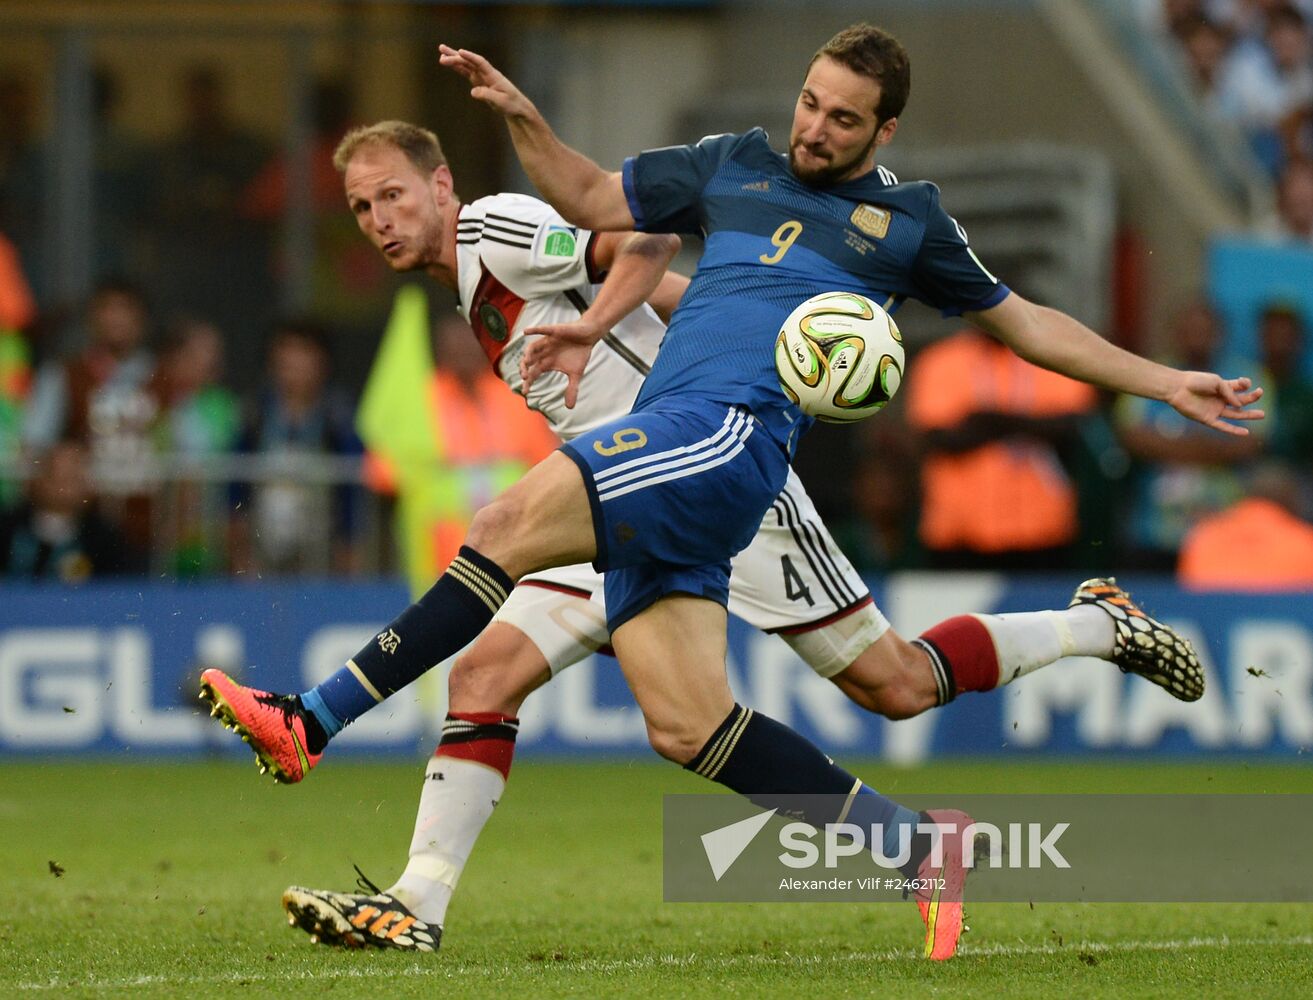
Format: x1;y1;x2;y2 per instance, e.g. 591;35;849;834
774;291;904;423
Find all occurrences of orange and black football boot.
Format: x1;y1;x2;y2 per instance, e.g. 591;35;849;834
1069;577;1204;701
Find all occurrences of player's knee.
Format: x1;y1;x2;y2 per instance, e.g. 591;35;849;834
644;719;708;766
873;643;938;720
870;682;928;721
835;634;937;721
466;496;522;553
448;654;520;715
838;674;920;719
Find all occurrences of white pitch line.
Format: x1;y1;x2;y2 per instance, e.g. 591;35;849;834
11;935;1312;992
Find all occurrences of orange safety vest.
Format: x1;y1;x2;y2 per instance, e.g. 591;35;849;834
1178;498;1313;590
0;232;35;333
0;232;35;405
365;369;559;589
906;331;1096;553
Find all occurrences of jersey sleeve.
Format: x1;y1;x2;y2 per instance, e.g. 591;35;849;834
474;195;606;299
909;185;1011;316
622;131;747;235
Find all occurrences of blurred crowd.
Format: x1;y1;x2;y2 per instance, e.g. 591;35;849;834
0;61;399;582
1148;0;1313;232
1;46;1311;590
0;270;374;581
0;63;399;372
819;297;1313;590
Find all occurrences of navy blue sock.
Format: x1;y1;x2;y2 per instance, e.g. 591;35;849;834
300;547;513;739
686;704;922;863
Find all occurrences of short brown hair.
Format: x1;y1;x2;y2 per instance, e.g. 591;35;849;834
812;23;911;125
332;120;447;175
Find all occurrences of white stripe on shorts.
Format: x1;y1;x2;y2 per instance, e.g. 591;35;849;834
593;407;741;484
597;416;755;503
774;486;860;606
595;410;750;494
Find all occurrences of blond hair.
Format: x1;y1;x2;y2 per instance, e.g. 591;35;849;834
332;120;447;174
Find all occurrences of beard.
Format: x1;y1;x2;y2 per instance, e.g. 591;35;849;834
787;131;880;187
384;224;444;272
388;250;427;273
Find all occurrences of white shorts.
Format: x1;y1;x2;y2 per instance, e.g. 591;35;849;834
494;468;890;679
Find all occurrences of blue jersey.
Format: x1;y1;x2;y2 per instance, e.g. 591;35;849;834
621;128;1010;455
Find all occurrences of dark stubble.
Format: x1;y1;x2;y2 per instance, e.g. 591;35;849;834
787;129;880;187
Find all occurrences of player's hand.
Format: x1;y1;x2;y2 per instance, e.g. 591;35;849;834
521;321;603;409
438;45;537;120
1166;372;1265;435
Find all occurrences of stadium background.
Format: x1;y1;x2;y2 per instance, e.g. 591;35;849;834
1;0;1309;758
2;1;1312;994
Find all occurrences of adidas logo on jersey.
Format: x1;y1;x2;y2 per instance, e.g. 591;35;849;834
741;180;770;192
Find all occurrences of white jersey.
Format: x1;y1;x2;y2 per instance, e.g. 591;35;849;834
455;193;665;443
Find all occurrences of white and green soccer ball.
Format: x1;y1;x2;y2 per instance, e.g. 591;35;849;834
774;291;905;423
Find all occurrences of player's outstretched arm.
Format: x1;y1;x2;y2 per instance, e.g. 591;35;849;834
968;293;1265;435
438;44;635;232
522;232;682;408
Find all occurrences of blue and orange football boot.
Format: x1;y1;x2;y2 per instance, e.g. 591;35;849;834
198;669;323;783
1069;577;1204;701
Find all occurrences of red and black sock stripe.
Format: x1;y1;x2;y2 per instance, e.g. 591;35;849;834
914;615;1001;705
436;711;519;780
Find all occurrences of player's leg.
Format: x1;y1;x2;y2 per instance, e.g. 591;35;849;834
608;581;972;960
201;449;597;782
203;398;770;783
377;623;546;930
725;475;938;716
611;593;734;761
445;566;609;715
280;618;552;953
386;571;610;929
833;578;1203;711
821;627;936;718
284;572;609;949
728;475;944;717
735;472;1200;715
810;593;1188;714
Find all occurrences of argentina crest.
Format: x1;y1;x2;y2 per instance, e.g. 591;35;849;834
850;204;891;239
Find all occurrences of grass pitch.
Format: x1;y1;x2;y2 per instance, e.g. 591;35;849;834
3;757;1310;998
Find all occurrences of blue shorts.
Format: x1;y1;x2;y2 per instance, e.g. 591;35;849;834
560;399;788;631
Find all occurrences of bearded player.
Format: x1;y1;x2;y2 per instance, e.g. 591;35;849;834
207;110;1218;957
201;24;1256;960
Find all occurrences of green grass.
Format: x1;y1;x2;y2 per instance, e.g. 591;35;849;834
2;758;1311;998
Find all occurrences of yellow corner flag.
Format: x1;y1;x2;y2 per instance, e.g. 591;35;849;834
357;284;446;597
357;283;438;465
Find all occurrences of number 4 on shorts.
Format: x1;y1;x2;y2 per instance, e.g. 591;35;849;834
781;555;814;606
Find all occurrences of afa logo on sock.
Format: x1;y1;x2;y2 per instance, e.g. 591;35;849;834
377;628;401;654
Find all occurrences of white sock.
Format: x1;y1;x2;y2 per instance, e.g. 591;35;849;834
973;605;1115;687
387;755;505;926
